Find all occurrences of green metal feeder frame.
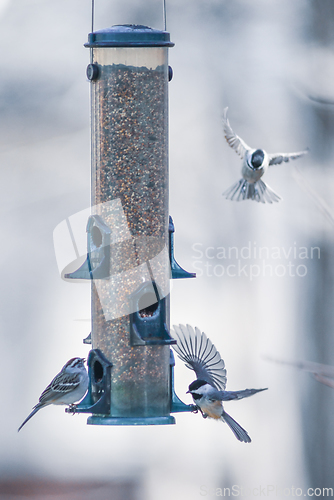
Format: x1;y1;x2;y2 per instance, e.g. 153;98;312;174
66;24;195;425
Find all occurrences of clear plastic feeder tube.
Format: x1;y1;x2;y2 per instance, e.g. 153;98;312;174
86;26;174;421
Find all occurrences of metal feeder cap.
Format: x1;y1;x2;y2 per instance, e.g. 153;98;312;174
85;24;174;48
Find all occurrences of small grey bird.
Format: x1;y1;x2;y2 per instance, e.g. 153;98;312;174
18;357;88;431
222;107;308;203
171;324;267;443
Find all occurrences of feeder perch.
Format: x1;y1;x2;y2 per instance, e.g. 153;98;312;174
129;281;176;346
169;216;196;279
72;349;113;415
65;215;111;280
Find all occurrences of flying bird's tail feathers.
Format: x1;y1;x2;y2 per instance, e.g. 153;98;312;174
18;404;42;432
222;411;251;443
221;387;268;401
223;178;281;203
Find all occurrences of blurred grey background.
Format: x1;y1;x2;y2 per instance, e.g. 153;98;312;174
1;0;334;498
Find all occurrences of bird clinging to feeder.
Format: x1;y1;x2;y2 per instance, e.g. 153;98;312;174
171;324;267;443
18;358;88;431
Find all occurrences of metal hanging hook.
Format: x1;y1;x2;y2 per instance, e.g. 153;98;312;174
90;0;167;36
90;0;95;63
163;0;167;31
91;0;95;33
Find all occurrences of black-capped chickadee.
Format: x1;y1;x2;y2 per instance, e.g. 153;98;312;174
171;324;267;443
222;107;308;203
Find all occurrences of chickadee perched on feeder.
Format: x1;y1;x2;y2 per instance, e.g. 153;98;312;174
18;357;88;431
171;324;267;443
222;107;308;203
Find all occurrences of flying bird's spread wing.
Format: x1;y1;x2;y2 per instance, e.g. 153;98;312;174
222;107;251;159
268;150;308;166
220;388;267;401
171;324;227;391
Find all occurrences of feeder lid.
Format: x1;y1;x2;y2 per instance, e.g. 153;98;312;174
85;24;174;48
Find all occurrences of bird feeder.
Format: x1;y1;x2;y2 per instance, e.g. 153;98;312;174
66;24;195;425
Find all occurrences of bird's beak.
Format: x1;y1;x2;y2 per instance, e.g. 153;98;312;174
186;390;190;394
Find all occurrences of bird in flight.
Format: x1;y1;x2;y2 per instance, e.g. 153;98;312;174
222;107;308;203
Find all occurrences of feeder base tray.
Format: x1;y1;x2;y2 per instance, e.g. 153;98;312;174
87;415;176;426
